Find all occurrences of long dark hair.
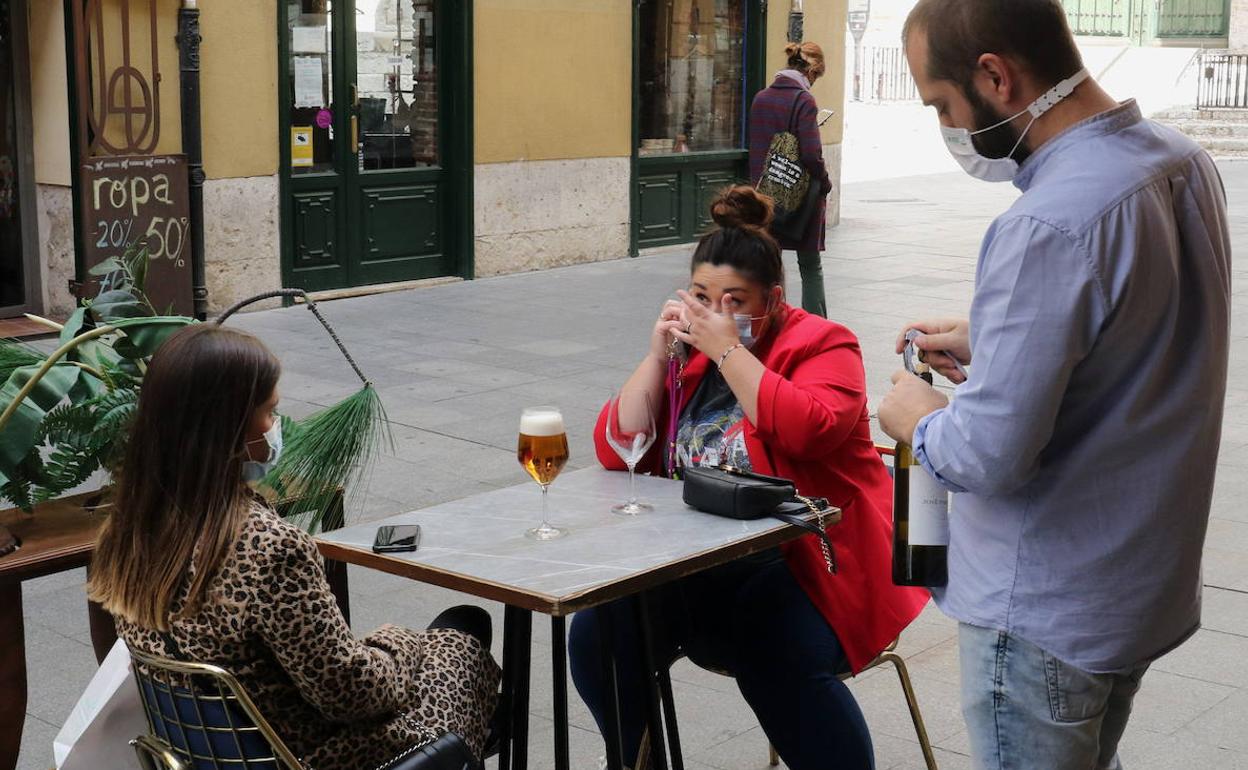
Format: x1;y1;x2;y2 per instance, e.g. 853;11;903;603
88;324;281;630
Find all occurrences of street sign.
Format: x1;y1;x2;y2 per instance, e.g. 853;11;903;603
848;0;870;36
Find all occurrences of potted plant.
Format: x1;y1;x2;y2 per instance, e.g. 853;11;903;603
0;247;389;553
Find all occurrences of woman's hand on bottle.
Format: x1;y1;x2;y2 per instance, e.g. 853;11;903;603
672;290;740;361
895;318;971;384
649;300;688;364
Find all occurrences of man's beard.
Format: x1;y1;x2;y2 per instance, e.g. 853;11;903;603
965;85;1032;164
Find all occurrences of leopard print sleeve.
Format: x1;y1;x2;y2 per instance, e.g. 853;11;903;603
250;513;427;722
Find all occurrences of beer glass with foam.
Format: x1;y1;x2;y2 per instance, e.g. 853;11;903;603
517;406;570;540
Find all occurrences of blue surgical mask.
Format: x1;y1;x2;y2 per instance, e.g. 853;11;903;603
242;420;283;483
735;313;767;349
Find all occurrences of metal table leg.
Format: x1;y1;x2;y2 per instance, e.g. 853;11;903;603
504;606;533;770
551;616;570;770
635;593;669;770
499;608;516;770
657;667;685;770
597;602;625;770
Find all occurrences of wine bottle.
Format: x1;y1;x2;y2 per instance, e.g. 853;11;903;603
891;363;949;587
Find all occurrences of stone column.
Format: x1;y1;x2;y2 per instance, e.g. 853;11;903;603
1231;0;1248;49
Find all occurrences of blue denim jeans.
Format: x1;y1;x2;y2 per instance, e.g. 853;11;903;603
959;624;1150;770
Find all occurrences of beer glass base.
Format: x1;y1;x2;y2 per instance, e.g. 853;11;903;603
525;524;568;540
612;502;654;516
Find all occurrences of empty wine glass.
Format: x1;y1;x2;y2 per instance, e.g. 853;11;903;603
517;406;570;540
605;390;657;516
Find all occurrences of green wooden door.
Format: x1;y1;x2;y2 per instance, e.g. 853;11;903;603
280;0;470;293
1155;0;1229;38
632;0;766;252
1061;0;1136;39
1061;0;1227;41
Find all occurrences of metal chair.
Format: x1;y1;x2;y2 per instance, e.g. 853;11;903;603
127;646;477;770
761;636;939;770
759;446;938;768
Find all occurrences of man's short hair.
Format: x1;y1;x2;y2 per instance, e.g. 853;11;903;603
903;0;1084;92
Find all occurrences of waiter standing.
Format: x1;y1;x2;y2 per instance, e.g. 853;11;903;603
878;1;1232;768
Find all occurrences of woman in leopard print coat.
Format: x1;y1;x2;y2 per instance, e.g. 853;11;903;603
89;325;500;769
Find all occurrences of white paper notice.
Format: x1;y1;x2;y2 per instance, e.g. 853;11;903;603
294;56;325;108
292;27;328;53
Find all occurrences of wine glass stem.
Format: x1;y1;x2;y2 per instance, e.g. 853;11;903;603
541;484;551;529
628;464;637;505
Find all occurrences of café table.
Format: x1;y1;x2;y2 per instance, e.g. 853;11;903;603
315;467;839;770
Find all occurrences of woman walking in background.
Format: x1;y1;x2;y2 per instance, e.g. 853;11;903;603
749;41;832;318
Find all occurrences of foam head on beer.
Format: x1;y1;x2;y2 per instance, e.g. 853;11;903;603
520;408;565;437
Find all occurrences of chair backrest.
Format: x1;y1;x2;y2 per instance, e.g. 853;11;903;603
128;646;305;770
876;443;896;479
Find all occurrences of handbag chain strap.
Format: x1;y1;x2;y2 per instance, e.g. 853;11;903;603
794;494;837;575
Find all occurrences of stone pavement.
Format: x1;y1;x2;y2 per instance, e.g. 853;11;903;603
17;163;1248;770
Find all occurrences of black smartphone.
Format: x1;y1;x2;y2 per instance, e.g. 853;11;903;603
372;524;422;554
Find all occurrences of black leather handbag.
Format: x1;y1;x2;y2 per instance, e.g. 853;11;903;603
770;170;824;244
379;732;477;770
682;465;840;573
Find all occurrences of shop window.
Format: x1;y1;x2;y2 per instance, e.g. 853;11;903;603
355;0;438;170
638;0;748;156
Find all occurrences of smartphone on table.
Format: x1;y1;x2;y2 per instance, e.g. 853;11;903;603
372;524;422;554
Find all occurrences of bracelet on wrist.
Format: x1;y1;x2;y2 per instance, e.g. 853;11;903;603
717;343;745;369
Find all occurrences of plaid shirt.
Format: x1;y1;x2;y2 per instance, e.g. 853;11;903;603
748;76;830;252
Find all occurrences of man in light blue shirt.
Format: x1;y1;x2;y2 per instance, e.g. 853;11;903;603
878;1;1232;768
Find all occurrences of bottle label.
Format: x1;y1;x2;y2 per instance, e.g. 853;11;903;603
909;468;950;546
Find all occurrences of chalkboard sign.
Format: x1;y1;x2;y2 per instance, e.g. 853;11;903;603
78;154;192;315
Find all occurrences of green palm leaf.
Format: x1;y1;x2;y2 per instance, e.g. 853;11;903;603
265;385;392;534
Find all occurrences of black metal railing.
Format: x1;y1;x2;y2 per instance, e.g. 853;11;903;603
1197;51;1248;109
855;46;920;103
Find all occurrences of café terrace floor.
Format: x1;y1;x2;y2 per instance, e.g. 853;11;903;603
17;163;1248;769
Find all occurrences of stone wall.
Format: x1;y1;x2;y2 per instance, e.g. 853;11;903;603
202;175;282;314
824;142;843;228
474;157;630;277
35;184;75;319
1232;0;1248;49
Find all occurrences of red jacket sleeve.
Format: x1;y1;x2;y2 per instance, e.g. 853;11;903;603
754;334;868;459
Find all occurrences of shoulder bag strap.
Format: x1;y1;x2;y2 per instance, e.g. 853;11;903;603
786;89;805;135
771;494;837;574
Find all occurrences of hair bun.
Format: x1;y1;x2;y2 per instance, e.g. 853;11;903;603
710;185;775;231
784;41;803;59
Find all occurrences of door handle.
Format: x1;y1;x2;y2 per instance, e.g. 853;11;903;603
350;84;360;153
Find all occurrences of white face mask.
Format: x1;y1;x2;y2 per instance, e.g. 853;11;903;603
941;68;1090;183
242;419;283;483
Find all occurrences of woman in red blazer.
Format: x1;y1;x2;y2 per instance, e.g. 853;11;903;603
568;186;928;770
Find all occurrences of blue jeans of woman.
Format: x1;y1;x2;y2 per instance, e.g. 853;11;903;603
568;554;874;769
